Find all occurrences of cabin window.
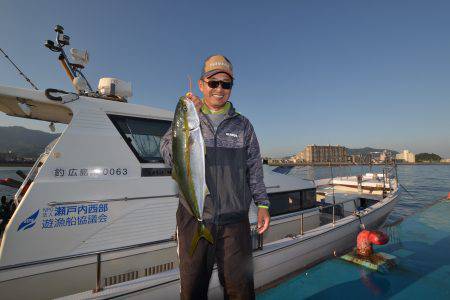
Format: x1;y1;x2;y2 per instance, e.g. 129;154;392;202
301;189;316;210
268;189;316;217
108;114;171;163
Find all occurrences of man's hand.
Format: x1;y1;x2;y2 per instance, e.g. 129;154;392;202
186;92;202;112
257;207;270;234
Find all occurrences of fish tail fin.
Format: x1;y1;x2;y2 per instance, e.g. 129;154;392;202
189;222;214;256
201;223;214;244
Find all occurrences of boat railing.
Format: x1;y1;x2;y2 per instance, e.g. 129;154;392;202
252;192;391;251
47;187;280;206
47;193;179;206
0;237;176;272
14;152;46;205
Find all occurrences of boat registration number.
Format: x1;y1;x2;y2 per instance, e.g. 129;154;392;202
51;167;129;178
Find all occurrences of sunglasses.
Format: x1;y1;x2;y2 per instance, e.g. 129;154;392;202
203;80;233;90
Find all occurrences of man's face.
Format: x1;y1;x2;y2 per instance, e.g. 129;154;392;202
198;72;232;110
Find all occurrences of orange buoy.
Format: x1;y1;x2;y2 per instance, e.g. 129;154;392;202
357;230;389;257
447;192;450;200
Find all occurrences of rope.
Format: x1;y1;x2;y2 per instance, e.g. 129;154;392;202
0;48;39;90
399;183;418;202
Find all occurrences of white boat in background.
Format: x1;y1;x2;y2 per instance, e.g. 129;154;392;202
0;26;399;299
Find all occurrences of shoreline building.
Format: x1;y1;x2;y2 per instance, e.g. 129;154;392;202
267;157;296;165
295;145;348;164
396;149;415;163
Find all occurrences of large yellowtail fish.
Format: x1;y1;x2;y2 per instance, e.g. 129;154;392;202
172;96;213;255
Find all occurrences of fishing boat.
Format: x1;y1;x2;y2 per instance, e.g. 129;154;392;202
0;26;399;299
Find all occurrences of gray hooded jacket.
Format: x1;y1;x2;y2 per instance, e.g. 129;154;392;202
160;102;270;225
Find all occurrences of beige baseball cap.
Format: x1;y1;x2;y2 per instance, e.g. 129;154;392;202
201;54;234;79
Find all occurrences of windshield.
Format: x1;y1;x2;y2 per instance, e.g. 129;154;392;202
108;114;171;163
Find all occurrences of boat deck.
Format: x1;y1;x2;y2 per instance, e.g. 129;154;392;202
318;186;384;202
258;198;450;299
315;186;385;224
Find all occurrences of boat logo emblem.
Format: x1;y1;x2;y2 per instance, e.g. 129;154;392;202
17;209;39;231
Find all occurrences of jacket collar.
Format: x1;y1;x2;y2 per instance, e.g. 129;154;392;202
200;101;238;118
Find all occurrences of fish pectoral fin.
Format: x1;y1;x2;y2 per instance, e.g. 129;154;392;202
204;185;210;198
188;222;214;256
171;165;178;181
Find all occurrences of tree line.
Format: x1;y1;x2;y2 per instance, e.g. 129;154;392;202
415;153;442;162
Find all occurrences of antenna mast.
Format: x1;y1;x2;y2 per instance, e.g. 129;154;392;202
44;25;93;94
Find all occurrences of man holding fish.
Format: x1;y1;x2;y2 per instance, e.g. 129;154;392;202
160;54;270;300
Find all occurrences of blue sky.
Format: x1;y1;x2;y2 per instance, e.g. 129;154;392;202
1;0;449;157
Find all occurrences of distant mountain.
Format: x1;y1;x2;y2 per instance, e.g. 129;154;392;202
0;126;60;158
348;147;398;156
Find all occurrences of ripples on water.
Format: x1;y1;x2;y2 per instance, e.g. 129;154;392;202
1;165;449;225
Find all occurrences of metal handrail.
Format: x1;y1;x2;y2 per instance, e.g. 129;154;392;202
268;205;322;223
14;153;46;204
271;194;385;227
93;253;103;292
47;186;277;206
0;238;175;271
266;185;280;189
300;212;304;235
302;184;398;236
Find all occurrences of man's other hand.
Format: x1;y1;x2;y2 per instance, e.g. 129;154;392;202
186;92;202;112
257;207;270;234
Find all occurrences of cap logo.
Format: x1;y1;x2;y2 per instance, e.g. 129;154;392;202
208;61;230;69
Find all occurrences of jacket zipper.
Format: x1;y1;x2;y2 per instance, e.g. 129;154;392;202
201;112;238;224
